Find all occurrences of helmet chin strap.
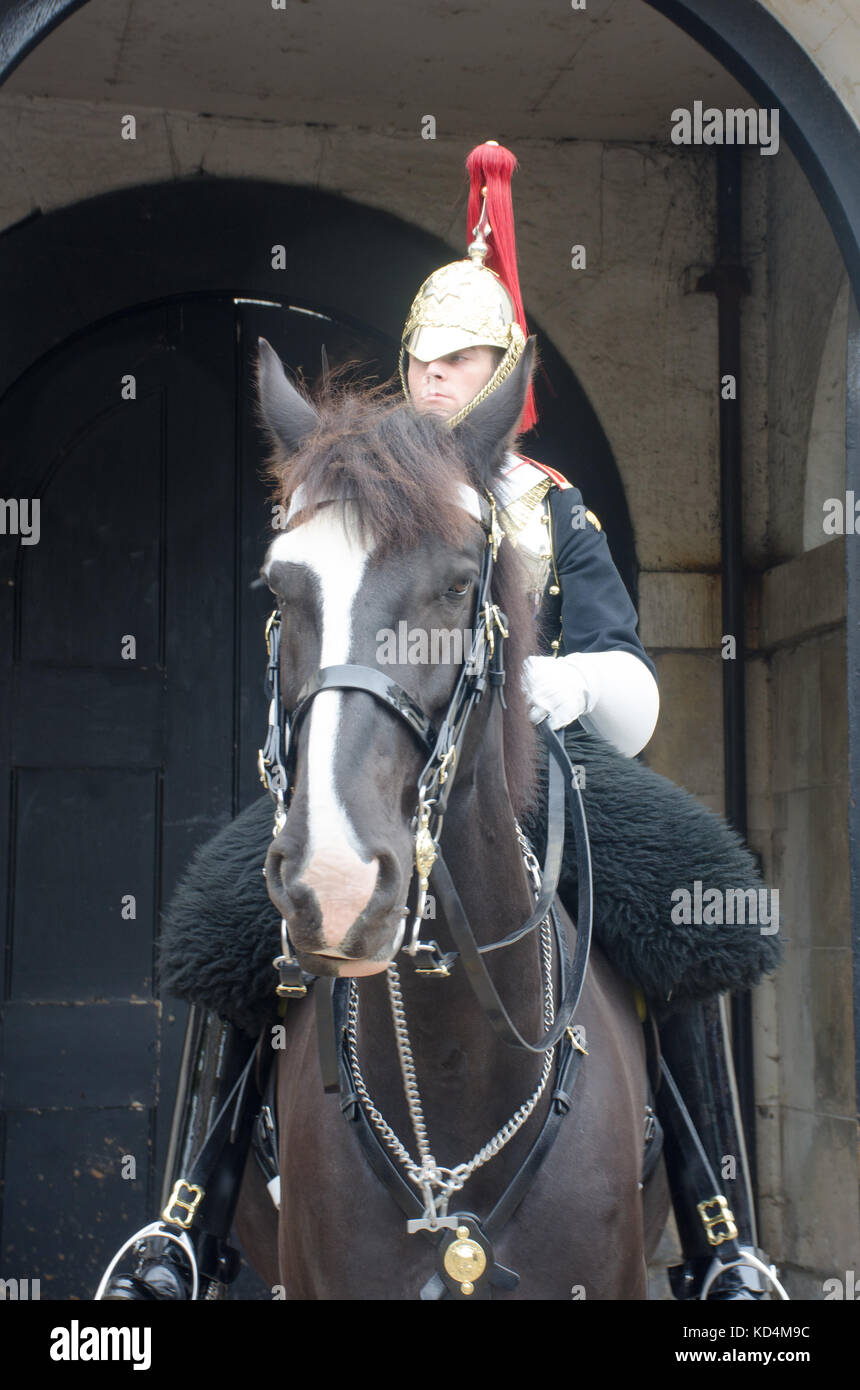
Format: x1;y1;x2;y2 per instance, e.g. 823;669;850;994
443;336;524;428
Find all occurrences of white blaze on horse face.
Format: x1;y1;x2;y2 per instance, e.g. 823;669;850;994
267;507;379;951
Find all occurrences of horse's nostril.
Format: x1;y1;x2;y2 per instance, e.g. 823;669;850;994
264;844;305;915
365;852;406;919
374;853;393;892
266;839;302;893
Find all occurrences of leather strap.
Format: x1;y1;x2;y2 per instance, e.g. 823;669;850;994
460;722;569;959
160;1038;270;1291
484;1048;584;1241
314;977;341;1094
658;1057;742;1265
428;723;593;1053
337;972;584;1292
293;665;437;755
479;904;580;1241
178;1047;265;1224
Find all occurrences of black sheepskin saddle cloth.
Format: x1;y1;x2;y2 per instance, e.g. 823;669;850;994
159;729;782;1035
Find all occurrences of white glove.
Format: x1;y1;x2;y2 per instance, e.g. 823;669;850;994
522;653;592;730
522;650;660;756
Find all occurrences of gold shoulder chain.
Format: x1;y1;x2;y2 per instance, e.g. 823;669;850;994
445;337;525;429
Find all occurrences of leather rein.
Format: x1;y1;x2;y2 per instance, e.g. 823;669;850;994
258;488;594;1056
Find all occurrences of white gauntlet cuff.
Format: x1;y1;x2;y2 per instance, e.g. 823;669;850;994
572;650;659;756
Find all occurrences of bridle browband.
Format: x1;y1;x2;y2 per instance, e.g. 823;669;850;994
258;486;594;1056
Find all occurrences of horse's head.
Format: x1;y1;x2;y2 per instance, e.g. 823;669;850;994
256;339;537;976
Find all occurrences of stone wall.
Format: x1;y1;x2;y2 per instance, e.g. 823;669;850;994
762;0;860;131
753;541;857;1295
747;136;859;1292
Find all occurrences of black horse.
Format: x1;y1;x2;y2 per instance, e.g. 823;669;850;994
231;339;670;1299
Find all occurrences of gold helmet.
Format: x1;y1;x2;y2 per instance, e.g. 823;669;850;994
400;141;537;432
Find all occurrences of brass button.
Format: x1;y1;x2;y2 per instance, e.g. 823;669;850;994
549;585;560;596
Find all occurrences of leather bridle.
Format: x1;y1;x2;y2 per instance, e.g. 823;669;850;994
258;488;594;1055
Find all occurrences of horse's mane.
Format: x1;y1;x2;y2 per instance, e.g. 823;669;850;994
263;379;537;815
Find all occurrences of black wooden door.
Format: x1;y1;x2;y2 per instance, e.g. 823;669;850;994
0;295;388;1299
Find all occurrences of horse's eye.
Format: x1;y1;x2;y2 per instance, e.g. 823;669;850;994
447;579;470;598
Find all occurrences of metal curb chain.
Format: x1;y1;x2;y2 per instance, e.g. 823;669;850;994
346;982;423;1180
345;830;558;1218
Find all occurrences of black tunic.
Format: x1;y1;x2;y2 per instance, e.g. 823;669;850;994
538;484;656;681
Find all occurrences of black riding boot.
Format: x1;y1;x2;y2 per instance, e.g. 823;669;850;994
95;1006;262;1301
655;996;784;1300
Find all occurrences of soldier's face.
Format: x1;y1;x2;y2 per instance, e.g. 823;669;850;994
406;346;501;419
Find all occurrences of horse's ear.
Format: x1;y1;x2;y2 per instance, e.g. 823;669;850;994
256;338;320;452
457;337;537;480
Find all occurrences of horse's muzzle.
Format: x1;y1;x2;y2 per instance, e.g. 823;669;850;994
265;837;407;969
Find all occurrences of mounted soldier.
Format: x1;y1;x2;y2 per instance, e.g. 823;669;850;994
97;141;784;1302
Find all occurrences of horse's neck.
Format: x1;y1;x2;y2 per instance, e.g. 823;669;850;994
433;697;537;947
437;765;536;954
354;736;549;1144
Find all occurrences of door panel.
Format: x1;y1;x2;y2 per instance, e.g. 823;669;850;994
11;768;157;1000
19;388;164;667
1;300;237;1298
1;294;388;1298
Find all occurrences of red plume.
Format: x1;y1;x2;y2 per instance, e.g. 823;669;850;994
465;141;537;433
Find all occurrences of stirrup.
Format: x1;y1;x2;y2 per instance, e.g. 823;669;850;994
94;1221;199;1301
700;1246;789;1301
